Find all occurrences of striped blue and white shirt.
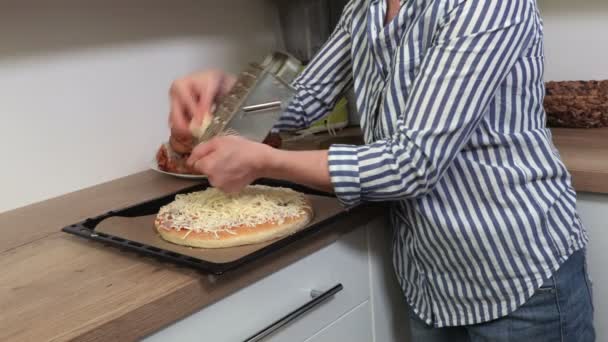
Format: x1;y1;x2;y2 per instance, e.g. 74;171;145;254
276;0;588;327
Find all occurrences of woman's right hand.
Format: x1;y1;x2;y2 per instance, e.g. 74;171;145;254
168;69;237;153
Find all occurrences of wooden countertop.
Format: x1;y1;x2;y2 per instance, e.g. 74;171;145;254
0;171;379;342
551;127;608;194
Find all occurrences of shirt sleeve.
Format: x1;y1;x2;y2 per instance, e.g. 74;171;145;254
273;2;354;132
328;0;537;207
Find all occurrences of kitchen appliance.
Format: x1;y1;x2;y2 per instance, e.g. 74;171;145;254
275;0;359;129
195;50;356;144
275;0;350;63
193;52;299;146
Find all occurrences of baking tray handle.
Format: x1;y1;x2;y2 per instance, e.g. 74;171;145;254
243;283;344;342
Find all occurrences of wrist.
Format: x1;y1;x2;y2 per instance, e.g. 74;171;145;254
256;144;283;179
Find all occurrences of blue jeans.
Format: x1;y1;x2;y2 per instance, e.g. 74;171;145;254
408;248;595;342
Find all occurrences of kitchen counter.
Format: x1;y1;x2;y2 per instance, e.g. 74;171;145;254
551;127;608;194
0;171;380;342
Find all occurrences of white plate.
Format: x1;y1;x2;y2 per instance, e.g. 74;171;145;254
149;159;207;180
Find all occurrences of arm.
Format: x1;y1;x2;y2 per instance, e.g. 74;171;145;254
186;134;331;194
274;2;355;132
263;150;333;193
331;0;538;206
263;0;537;206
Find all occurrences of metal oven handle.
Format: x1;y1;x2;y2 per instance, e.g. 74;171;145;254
243;283;344;342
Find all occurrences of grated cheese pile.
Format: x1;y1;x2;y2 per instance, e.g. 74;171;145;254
157;185;310;236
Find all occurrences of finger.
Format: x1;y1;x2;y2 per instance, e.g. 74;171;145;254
193;158;210;176
169;134;192;154
206;175;217;188
194;152;219;179
187;139;217;166
169;97;190;138
219;74;237;96
172;83;200;130
223;182;245;195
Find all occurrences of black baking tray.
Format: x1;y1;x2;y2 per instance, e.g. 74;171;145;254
61;178;357;275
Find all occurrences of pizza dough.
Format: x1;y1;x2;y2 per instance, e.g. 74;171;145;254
154;185;314;248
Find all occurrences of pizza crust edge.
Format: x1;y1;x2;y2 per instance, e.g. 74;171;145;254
154;203;314;249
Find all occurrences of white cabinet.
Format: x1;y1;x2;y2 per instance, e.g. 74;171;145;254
577;192;608;342
144;218;410;342
144;226;371;342
367;217;411;342
303;301;373;342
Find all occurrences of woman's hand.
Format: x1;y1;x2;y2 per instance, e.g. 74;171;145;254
168;69;237;142
187;135;333;194
187;136;272;194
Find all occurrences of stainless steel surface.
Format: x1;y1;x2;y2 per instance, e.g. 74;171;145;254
193;64;264;145
259;51;302;85
230;73;294;143
243;101;283;113
276;0;330;63
193;52;296;145
244;284;344;342
276;0;349;63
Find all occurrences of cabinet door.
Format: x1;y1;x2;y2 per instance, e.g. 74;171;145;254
367;217;411;342
577;193;608;342
303;301;372;342
143;227;370;342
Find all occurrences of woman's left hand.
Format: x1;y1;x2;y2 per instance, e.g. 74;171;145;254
187;136;272;194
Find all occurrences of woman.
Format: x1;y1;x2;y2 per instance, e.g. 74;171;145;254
168;0;595;340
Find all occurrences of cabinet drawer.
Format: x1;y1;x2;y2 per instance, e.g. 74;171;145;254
303;301;372;342
144;226;369;342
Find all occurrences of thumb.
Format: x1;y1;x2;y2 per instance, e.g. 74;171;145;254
187;139;217;166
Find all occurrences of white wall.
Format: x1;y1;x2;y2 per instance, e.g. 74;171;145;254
0;0;281;213
539;0;608;81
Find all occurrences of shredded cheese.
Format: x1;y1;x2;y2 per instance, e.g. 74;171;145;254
157;185;310;236
189;115;212;140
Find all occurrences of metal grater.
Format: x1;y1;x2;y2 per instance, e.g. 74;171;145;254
193;52;298;145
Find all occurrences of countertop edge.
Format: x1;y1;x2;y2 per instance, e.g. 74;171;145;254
569;169;608;194
551;127;608;195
